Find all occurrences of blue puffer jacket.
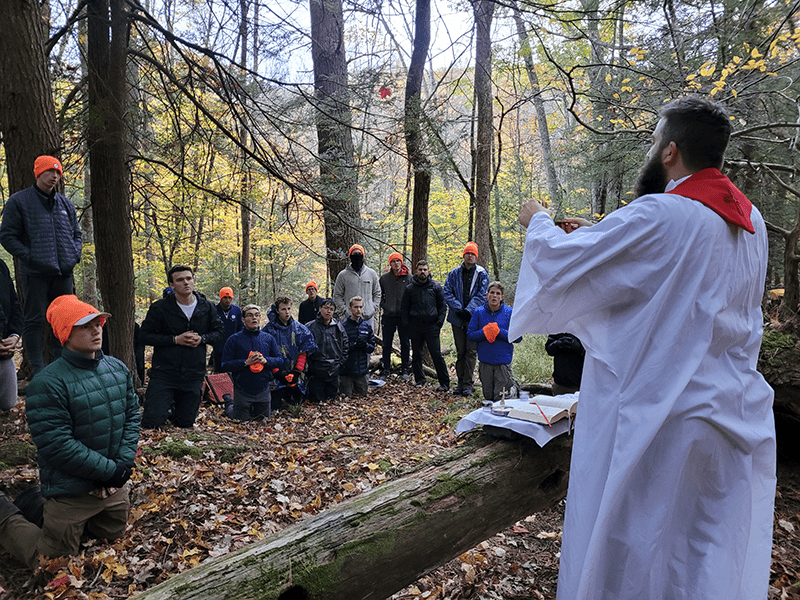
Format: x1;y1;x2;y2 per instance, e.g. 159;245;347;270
466;302;518;365
26;348;140;498
0;186;82;276
262;310;318;392
443;264;489;327
341;317;374;377
221;327;285;395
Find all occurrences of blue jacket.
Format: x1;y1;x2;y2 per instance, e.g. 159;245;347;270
443;264;489;327
0;185;82;277
221;327;284;395
341;317;374;377
26;348;140;498
214;302;243;351
262;310;318;392
467;302;517;365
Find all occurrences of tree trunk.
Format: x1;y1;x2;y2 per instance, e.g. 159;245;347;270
0;0;63;378
0;0;61;195
309;0;360;283
135;434;572;600
86;0;136;375
512;6;562;208
405;0;431;267
472;0;494;270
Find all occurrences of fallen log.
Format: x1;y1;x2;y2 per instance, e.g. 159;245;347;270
135;432;572;600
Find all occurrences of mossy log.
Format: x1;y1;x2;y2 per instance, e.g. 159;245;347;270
758;328;800;458
135;433;572;600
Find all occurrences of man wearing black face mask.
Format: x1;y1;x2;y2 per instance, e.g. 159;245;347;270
332;244;381;329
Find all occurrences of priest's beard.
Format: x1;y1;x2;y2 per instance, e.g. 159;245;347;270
634;152;668;197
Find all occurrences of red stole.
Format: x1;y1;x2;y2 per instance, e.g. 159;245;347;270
669;168;754;234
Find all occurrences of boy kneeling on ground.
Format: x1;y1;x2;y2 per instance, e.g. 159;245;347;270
0;295;139;569
221;304;284;421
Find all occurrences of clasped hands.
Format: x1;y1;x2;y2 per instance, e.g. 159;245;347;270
0;335;22;354
175;331;202;347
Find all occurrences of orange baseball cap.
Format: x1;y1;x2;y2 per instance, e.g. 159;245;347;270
463;241;479;258
34;155;63;179
219;287;234;299
46;295;109;344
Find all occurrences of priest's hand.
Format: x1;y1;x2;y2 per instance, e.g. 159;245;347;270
557;217;593;233
519;199;550;227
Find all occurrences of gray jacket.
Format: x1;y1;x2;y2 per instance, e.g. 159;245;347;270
0;185;82;277
333;264;381;321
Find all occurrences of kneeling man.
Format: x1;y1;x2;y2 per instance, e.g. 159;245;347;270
0;295;139;569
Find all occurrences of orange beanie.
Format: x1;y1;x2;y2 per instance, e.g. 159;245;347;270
305;280;318;291
388;252;403;265
349;244;365;256
463;241;479;258
34;156;63;179
46;295;109;344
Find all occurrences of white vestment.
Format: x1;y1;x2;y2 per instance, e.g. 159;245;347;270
509;193;776;600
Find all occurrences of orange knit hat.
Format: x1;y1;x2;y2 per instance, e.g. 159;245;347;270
388;252;403;265
463;241;479;258
305;280;318;291
349;244;365;256
34;155;63;179
219;287;234;299
46;295;110;344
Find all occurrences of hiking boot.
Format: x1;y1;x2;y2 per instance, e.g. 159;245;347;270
414;380;426;387
461;386;475;397
399;370;411;381
451;386;463;396
0;490;22;525
435;385;449;393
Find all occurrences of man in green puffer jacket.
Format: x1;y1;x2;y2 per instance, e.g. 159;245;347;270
0;295;139;570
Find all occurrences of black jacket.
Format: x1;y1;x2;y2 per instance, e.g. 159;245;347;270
545;333;585;388
379;269;411;317
139;292;224;380
306;315;349;379
0;259;22;358
298;296;325;326
401;275;446;329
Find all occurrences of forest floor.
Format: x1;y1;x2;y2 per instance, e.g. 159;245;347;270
0;378;799;599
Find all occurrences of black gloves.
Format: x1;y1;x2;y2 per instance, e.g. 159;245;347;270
103;463;132;488
457;309;471;321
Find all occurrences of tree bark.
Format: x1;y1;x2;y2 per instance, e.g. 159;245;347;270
134;434;572;600
472;0;495;270
405;0;432;267
0;0;61;195
86;0;136;374
512;6;562;208
309;0;360;283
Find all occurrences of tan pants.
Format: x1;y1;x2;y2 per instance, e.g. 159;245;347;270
0;484;129;569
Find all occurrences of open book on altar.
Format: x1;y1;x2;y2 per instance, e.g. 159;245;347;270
490;395;578;426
